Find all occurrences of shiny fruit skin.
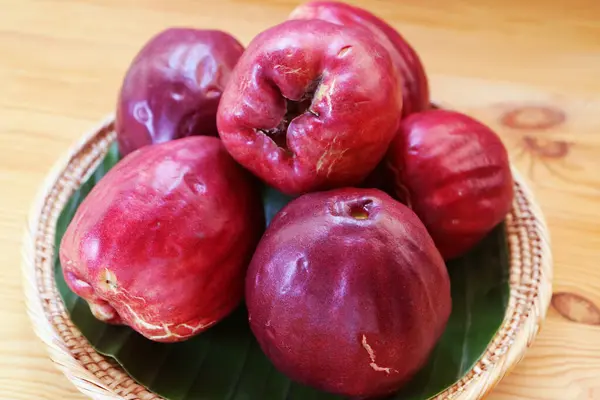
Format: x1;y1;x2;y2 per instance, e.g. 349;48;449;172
216;19;402;196
246;188;451;398
116;28;244;156
289;0;429;118
59;136;264;342
385;109;514;259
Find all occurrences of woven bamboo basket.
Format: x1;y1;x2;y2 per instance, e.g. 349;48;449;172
22;115;553;400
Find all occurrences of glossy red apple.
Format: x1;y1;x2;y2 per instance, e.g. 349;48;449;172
216;19;402;196
59;136;263;342
384;109;514;259
289;1;429;118
246;188;451;398
116;28;245;156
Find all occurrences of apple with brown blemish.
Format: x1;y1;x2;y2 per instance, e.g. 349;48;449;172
289;1;430;118
216;19;402;196
59;136;263;342
245;188;451;398
116;28;245;156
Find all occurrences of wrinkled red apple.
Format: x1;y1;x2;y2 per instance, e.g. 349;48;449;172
217;19;402;196
59;137;263;342
385;109;514;259
116;28;244;156
289;1;429;118
246;188;451;398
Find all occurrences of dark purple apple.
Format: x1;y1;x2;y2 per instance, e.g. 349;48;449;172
384;109;514;259
60;136;263;342
246;188;451;398
289;1;430;118
217;19;402;196
116;28;244;156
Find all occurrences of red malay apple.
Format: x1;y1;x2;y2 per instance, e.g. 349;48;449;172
385;109;514;260
59;136;263;342
246;188;451;398
289;1;430;117
116;28;245;156
217;19;402;195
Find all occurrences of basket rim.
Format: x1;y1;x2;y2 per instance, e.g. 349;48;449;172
21;115;553;400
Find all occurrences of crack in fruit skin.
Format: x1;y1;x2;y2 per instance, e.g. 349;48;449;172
316;134;347;177
361;335;397;374
121;302;215;341
312;76;336;116
72;266;220;340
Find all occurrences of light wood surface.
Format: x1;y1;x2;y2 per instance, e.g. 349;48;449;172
1;0;599;399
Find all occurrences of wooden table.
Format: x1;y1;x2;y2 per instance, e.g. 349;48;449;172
1;0;599;399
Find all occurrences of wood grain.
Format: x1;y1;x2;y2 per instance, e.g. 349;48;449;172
1;0;599;399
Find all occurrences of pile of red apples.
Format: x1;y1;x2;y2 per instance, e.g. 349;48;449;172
60;2;514;398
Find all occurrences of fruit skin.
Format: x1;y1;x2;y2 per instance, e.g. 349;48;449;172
246;188;451;398
116;28;245;156
216;19;402;196
59;136;264;342
289;1;429;118
384;109;514;260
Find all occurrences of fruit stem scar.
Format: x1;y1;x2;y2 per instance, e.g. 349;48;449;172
361;335;396;374
258;76;322;152
100;268;118;292
348;199;373;220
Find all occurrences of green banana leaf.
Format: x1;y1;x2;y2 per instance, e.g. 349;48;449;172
54;142;509;400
